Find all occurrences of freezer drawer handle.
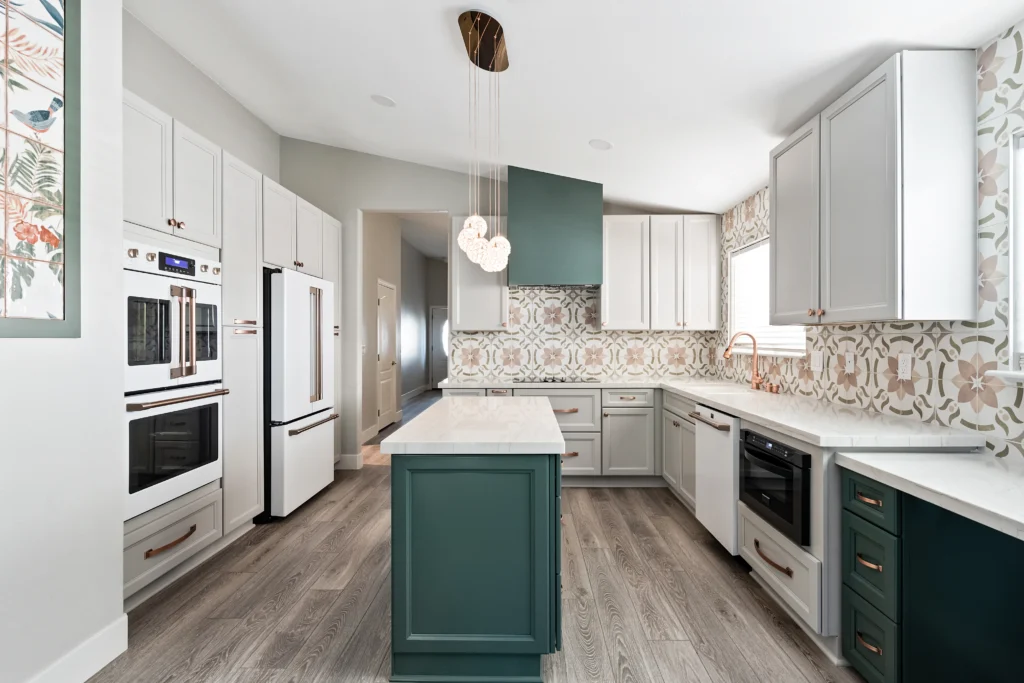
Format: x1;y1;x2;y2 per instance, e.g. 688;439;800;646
126;388;230;412
754;539;793;578
288;413;340;436
688;411;731;431
553;408;579;414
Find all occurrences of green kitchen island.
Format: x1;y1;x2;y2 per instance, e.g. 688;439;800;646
380;396;565;683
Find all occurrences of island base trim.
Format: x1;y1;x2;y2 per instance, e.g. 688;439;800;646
391;652;543;682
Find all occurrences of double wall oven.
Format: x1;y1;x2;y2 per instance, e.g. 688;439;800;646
124;238;226;520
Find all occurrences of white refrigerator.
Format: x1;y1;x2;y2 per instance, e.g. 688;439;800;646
268;268;337;517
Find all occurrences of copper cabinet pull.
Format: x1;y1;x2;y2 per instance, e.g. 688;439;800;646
233;319;258;325
233;329;258;335
167;218;178;227
816;308;825;316
563;452;580;457
855;492;883;508
145;524;197;559
491;389;509;394
553;408;579;414
618;396;637;401
856;633;883;656
288;412;340;436
603;412;609;417
177;221;186;230
672;420;680;427
807;309;815;316
687;411;731;432
856;554;883;572
754;539;794;578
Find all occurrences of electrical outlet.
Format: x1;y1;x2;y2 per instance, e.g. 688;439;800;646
897;353;913;381
810;351;823;373
844;352;855;374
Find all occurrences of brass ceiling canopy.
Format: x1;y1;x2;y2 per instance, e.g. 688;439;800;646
458;10;509;73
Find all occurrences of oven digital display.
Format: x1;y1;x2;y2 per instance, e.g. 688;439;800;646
158;252;195;276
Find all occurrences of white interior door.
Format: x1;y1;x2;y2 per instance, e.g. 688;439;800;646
429;306;449;389
377;280;398;429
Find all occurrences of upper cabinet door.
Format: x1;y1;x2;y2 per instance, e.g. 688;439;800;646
322;213;342;324
221;152;263;327
296;198;324;277
262;177;297;269
601;216;650;330
770;117;821;325
172;121;222;247
682;215;720;331
820;55;900;323
650;216;684;331
450;216;508;332
123;91;173;233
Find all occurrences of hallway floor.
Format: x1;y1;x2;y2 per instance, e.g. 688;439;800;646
365;389;442;447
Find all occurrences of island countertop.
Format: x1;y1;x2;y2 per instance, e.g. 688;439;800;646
381;396;566;455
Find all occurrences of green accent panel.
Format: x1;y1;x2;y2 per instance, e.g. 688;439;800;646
392;454;557;664
901;494;1024;683
391;653;542;682
842;585;900;683
842;469;901;535
842;511;901;621
506;166;603;286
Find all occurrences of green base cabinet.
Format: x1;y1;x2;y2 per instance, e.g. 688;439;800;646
391;455;561;683
840;469;1024;683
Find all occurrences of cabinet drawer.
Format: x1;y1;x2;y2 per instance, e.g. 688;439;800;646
663;391;696;420
842;469;901;535
843;511;901;621
123;488;223;598
513;389;601;431
602;388;654;407
561;432;601;476
487;388;512;396
738;502;821;632
442;388;486;397
843;585;900;683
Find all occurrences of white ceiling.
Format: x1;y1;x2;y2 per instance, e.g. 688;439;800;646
395;212;451;260
124;0;1023;213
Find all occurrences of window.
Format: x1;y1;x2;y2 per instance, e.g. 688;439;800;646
729;240;806;355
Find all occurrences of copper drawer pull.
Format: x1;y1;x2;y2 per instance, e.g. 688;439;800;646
553;408;579;414
687;411;731;432
145;524;197;559
233;328;258;335
754;539;794;578
233;319;258;325
563;451;580;457
288;413;340;436
856;554;883;572
127;388;230;412
618;396;637;401
856;633;883;656
491;389;509;395
855;492;883;508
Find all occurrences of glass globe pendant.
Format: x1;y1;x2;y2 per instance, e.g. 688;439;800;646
457;214;488;256
480;236;510;272
466;236;490;264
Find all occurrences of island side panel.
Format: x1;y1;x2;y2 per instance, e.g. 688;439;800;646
391;454;559;682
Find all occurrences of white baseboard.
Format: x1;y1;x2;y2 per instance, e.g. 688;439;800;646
359;425;378;444
335;452;363;470
402;385;428;403
27;613;127;683
561;475;667;488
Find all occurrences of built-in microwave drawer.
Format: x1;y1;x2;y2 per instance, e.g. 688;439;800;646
123;485;223;598
561;432;601;476
663;391;696;420
602;388;655;407
738;502;822;633
513;389;601;432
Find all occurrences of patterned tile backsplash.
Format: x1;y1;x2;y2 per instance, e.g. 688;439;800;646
452;18;1024;466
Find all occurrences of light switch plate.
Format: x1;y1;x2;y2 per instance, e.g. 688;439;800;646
897;353;912;381
844;352;855;374
810;351;823;373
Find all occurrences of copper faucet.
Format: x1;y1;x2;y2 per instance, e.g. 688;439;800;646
722;331;763;391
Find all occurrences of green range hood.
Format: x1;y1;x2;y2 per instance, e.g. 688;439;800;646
506;166;603;286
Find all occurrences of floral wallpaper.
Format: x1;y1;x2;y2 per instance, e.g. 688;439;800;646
0;0;65;320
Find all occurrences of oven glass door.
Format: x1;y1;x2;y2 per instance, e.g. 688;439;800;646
741;445;799;533
125;270;184;393
183;279;221;385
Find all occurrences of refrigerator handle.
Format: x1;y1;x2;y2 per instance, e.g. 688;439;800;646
310;286;323;403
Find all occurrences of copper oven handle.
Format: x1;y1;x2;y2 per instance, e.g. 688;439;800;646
144;524;197;559
856;554;883;572
187;287;198;376
233;319;258;325
856;633;882;656
754;539;794;578
127;388;230;412
855;492;883;508
562;451;580;457
553;408;579;414
170;285;187;379
688;411;731;432
233;329;258;335
289;412;339;436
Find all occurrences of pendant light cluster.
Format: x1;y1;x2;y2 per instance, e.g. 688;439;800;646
457;11;510;273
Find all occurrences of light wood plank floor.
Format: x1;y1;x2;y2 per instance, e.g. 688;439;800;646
90;458;864;683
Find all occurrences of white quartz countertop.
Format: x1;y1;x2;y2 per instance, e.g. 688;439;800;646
440;377;984;449
381;396;565;455
836;451;1024;542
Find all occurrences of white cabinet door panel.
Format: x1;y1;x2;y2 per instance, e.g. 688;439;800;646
682;215;720;331
123;91;173;233
662;409;682;490
450;216;508;331
650;216;684;331
221;152;263;327
601;216;650;330
263;177;297;269
172;121;222;247
322;213;342;324
680;417;696;508
222;327;264;533
296;197;324;277
602;407;655;475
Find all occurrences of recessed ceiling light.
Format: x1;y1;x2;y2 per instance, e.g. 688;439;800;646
589;138;613;151
371;94;397;108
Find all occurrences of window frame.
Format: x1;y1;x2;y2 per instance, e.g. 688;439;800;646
727;238;807;358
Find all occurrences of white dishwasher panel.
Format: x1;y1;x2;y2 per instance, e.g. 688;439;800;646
693;404;741;554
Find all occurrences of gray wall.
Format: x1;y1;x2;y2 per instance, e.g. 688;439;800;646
2;2;127;681
400;240;429;397
427;258;448;310
362;212;402;434
122;10;281;179
280;139;474;455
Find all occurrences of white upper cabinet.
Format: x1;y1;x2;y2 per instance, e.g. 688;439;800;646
681;215;721;330
322;213;342;324
601;216;650;330
650;216;684;331
172;121;222;247
296;197;324;277
222;152;263;327
450;216;508;332
123;91;173;233
770;116;821;325
262;177;297;269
